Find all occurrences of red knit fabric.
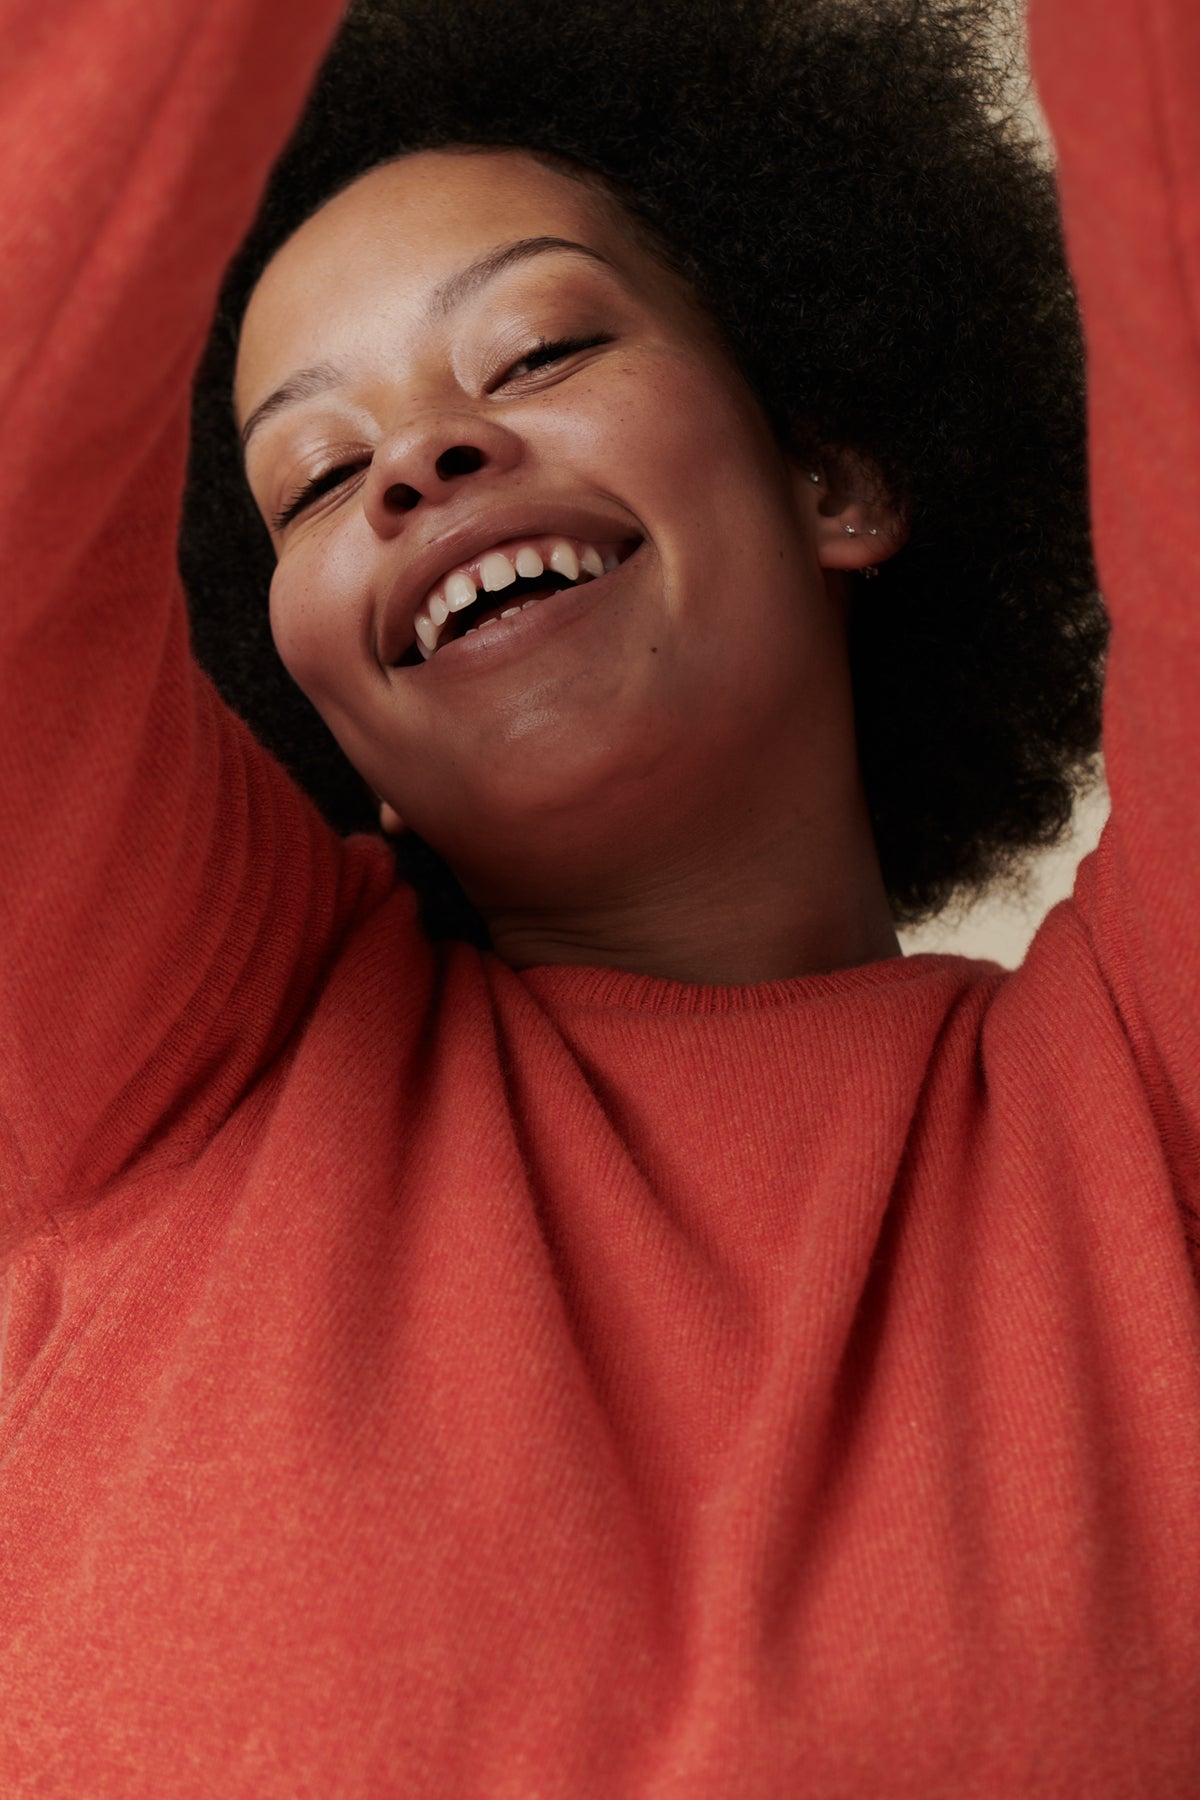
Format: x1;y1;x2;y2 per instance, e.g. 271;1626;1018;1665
2;0;1200;1792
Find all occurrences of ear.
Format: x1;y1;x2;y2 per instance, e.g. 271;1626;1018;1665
792;447;909;576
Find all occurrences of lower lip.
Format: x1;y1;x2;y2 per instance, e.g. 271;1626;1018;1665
396;545;645;680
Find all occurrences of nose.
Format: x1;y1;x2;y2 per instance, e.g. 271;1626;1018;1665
363;413;521;536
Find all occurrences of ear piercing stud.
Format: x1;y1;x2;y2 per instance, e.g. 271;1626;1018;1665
846;520;882;579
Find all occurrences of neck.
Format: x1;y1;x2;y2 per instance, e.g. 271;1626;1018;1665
479;785;900;987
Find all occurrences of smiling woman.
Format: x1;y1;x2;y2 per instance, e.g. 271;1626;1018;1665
184;0;1106;953
6;0;1200;1792
229;143;906;980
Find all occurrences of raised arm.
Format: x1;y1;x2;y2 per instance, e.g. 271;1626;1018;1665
0;0;393;1243
1029;0;1200;1107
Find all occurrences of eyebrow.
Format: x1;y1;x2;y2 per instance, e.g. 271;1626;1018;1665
239;362;344;453
239;236;615;455
427;234;613;319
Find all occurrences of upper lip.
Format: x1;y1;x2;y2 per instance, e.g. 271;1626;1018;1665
377;500;642;667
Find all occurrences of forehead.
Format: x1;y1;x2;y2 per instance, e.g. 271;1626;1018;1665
236;149;652;412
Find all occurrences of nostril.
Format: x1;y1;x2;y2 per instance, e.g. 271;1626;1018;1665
384;482;421;512
436;444;485;481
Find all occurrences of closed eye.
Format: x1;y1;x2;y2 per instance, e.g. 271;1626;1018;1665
272;460;366;531
497;333;612;386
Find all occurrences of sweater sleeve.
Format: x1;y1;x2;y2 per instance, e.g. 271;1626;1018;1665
0;0;395;1246
1028;0;1200;1145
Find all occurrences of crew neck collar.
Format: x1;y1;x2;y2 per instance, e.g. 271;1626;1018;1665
515;948;987;1017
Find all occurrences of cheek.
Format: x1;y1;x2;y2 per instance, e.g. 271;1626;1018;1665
561;344;749;473
610;353;790;524
615;360;808;595
268;567;326;693
267;541;365;701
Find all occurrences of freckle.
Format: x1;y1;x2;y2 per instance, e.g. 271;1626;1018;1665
649;645;658;653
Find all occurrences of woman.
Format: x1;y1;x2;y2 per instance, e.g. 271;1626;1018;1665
184;0;1104;953
2;0;1197;1792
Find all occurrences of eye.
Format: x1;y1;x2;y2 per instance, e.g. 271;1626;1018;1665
497;333;612;386
272;459;367;531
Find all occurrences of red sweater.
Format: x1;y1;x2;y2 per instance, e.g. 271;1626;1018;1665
3;0;1200;1792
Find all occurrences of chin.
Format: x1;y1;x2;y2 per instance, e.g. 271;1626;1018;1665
404;733;669;890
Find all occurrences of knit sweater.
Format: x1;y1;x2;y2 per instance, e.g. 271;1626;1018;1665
2;0;1200;1793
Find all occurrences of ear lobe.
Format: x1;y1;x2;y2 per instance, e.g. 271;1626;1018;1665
793;449;909;575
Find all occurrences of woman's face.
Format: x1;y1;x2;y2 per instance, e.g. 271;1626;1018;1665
236;149;876;909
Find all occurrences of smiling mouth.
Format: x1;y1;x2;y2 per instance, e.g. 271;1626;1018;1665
393;533;642;667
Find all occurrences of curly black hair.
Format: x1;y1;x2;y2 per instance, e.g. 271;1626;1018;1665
181;0;1106;942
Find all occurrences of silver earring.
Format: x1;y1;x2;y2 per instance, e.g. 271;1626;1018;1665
809;471;821;484
846;517;882;576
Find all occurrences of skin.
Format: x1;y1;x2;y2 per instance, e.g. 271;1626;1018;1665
236;148;906;984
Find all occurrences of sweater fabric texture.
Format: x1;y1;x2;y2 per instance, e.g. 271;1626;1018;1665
2;0;1200;1792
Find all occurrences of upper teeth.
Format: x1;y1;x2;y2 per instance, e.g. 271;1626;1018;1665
411;537;615;658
